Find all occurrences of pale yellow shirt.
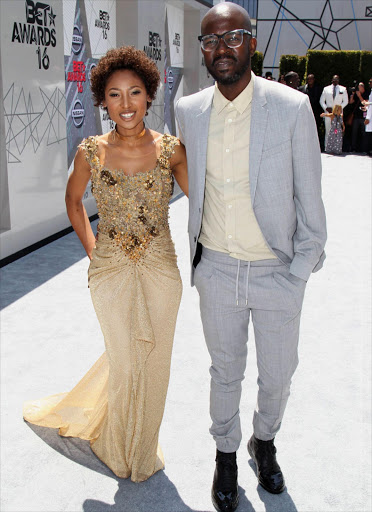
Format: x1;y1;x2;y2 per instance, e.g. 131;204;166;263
199;77;276;261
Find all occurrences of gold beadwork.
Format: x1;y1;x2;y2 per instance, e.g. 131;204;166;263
79;134;180;262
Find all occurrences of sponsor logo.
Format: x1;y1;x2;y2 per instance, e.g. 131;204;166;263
72;99;85;127
72;25;83;55
167;69;174;90
88;63;96;85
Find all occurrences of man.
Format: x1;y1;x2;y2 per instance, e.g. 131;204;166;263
284;71;299;89
320;75;348;147
175;3;327;512
299;74;323;149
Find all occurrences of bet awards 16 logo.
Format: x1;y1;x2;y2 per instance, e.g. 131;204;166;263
11;0;57;70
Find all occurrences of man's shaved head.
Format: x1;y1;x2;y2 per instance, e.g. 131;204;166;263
201;2;252;34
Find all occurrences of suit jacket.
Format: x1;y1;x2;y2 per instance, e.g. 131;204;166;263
175;75;327;285
320;84;348;111
299;83;322;118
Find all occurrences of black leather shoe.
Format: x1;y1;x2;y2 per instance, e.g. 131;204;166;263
211;450;239;512
247;435;285;494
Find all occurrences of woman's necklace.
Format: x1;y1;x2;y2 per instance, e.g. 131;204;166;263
113;124;146;143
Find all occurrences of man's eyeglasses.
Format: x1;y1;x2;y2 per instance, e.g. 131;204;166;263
198;29;252;51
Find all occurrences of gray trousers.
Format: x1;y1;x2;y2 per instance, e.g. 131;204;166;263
194;247;306;453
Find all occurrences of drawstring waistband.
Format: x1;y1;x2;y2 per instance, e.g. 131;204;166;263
200;246;283;307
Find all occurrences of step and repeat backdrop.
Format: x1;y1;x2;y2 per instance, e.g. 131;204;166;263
0;0;211;261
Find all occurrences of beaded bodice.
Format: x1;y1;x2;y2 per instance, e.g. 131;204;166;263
80;134;179;261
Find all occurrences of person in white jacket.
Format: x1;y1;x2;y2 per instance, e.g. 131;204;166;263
320;75;348;147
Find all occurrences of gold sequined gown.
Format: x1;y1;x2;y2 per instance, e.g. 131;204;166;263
23;134;182;482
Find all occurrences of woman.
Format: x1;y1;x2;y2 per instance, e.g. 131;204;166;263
23;46;188;482
349;82;369;152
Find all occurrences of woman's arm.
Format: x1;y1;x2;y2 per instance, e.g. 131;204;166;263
65;147;96;259
171;142;188;198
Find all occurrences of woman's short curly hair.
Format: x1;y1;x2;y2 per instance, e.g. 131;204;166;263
90;46;160;110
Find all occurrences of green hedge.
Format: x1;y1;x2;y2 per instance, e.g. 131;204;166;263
280;50;372;89
279;55;307;84
252;51;263;78
306;50;360;88
360;51;372;85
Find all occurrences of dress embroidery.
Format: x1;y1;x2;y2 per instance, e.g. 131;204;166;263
80;134;179;262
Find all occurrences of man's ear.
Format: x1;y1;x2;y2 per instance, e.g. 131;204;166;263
250;37;257;57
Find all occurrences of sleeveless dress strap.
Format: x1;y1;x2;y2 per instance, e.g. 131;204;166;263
158;134;180;169
78;136;100;169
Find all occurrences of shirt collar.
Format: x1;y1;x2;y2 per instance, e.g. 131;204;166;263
213;72;254;115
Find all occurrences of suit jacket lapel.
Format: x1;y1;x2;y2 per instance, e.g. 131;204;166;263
249;77;269;204
195;88;213;206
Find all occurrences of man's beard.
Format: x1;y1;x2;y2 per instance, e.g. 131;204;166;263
207;56;250;85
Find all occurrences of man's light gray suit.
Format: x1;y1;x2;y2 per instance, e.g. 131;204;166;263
175;75;327;450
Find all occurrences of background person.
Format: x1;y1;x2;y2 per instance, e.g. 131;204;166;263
349;81;369;152
176;3;327;511
24;46;188;483
320;75;348;148
321;104;345;155
364;78;372;155
299;74;324;149
284;71;299;89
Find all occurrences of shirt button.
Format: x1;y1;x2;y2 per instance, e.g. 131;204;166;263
228;118;232;123
225;148;230;153
226;178;231;183
228;235;232;239
228;204;232;209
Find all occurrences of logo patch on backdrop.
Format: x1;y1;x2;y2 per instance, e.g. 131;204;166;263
11;0;57;69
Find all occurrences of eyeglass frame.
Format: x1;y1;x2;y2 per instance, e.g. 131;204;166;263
198;29;252;51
